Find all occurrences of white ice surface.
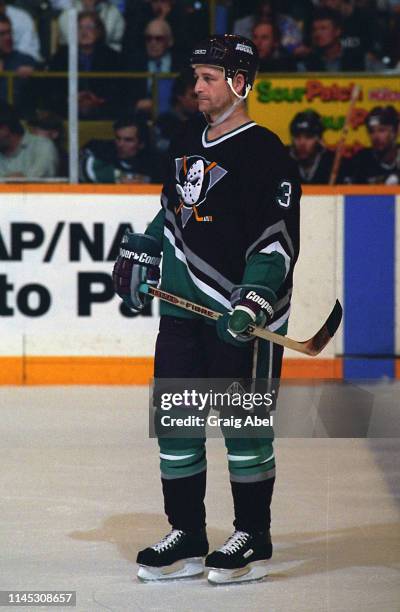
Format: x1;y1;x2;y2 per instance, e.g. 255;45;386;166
0;387;399;612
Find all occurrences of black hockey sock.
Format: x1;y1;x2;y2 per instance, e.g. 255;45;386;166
161;470;207;533
231;477;275;534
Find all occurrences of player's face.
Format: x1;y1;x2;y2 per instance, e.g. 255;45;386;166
115;126;142;159
292;133;320;161
368;124;397;153
194;66;232;118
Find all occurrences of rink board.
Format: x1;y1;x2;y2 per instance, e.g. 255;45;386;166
0;185;399;383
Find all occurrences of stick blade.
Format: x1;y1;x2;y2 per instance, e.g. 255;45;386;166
306;300;343;356
325;299;343;337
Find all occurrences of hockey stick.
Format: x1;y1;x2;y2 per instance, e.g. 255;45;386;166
329;83;360;185
141;286;342;357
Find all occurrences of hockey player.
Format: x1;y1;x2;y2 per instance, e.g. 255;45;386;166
349;106;400;184
289;110;336;184
113;34;301;584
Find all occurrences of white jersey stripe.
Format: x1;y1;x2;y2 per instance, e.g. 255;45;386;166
159;453;196;460
259;240;291;277
164;226;231;309
227;451;275;463
202;122;256;148
268;307;290;332
227;454;259;461
165;209;234;293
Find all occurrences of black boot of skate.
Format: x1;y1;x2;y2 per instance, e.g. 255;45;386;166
137;528;209;581
205;529;272;584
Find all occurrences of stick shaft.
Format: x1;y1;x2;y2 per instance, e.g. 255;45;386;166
146;286;337;356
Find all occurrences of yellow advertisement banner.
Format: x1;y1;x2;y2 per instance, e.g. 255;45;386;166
248;75;400;155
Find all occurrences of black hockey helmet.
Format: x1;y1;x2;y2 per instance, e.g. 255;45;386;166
190;34;259;98
290;110;324;138
366;106;399;131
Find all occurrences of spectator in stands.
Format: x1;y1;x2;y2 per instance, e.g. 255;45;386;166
80;115;162;183
0;0;42;62
0;102;58;178
348;106;400;184
318;0;384;69
123;0;190;58
154;69;199;154
252;20;297;71
47;11;123;119
297;8;366;71
289;110;338;184
0;14;37;114
28;110;68;177
58;0;125;51
128;18;183;116
233;0;303;55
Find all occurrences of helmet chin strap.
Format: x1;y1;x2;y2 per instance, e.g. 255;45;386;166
204;77;251;128
204;98;241;127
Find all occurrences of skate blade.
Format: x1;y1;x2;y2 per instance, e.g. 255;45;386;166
207;560;269;585
137;557;204;581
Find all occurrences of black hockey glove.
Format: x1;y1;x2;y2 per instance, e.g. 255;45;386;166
112;231;161;312
216;285;276;347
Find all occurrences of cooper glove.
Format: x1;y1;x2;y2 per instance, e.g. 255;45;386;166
216;285;276;347
112;231;161;312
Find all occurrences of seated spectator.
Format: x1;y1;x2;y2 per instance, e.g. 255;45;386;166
154;69;199;154
0;0;42;62
28;110;68;177
80;115;162;183
318;0;384;69
297;8;366;71
123;0;190;58
58;0;125;51
127;18;183;116
252;20;297;71
289;110;337;184
233;0;303;55
0;15;37;114
0;102;58;178
348;106;400;184
47;11;123;119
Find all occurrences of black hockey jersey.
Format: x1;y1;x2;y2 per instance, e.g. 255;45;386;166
146;118;301;331
349;147;400;184
289;147;334;184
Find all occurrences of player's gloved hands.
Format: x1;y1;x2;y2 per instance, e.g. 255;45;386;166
112;231;161;312
216;285;276;347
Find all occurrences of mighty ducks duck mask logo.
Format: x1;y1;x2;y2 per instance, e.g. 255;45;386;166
175;155;227;227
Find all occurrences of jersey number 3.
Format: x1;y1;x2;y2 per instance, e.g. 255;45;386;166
277;181;292;208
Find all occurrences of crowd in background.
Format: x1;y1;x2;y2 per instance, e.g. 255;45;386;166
0;0;399;183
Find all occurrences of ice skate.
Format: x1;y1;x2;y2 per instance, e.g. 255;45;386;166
206;529;272;584
136;528;209;581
